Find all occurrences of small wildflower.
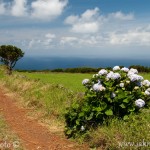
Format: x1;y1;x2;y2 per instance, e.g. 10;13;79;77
81;126;85;131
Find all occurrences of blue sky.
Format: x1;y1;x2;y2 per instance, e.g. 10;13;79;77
0;0;150;59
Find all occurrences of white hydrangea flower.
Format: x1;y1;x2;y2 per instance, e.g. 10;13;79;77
99;86;106;91
111;92;116;98
121;67;129;72
135;99;145;108
113;66;120;71
93;83;105;92
81;126;85;131
120;83;124;88
145;90;150;96
82;79;89;85
142;80;150;87
134;86;139;90
107;72;121;80
129;68;138;74
113;73;121;79
128;74;143;82
93;83;100;91
98;69;108;75
146;88;150;92
127;71;134;77
106;71;114;79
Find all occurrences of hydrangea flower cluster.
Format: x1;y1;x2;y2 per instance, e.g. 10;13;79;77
142;80;150;87
128;73;143;82
113;66;120;71
121;67;129;72
106;71;121;80
82;66;150;110
65;66;150;138
82;79;89;85
135;99;145;108
98;69;108;75
92;83;106;91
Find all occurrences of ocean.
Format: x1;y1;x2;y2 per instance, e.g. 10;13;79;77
14;56;150;70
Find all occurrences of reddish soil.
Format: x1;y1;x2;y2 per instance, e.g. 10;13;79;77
0;88;89;150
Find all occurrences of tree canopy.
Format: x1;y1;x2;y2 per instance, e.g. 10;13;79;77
0;45;24;74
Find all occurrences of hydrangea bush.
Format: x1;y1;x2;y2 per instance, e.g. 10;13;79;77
65;66;150;138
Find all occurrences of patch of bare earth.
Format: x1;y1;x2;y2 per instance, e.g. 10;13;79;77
0;88;89;150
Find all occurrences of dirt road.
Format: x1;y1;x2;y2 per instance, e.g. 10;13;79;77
0;88;89;150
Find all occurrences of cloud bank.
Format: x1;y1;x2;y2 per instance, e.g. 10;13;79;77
65;7;134;34
0;0;68;20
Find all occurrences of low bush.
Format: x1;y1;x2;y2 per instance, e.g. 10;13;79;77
65;66;150;138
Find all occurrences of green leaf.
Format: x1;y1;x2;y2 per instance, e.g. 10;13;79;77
76;120;80;125
120;103;126;108
66;129;72;135
79;112;84;117
123;115;129;120
123;98;130;103
86;112;94;120
105;109;113;116
95;107;102;112
128;106;135;112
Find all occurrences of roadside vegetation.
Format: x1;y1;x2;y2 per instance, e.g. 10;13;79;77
0;65;150;149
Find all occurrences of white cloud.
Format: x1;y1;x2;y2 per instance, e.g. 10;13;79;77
31;0;68;20
11;0;27;17
65;15;79;24
60;35;103;47
60;25;150;48
28;33;56;49
109;11;134;21
65;7;101;34
0;1;6;14
44;33;56;46
65;8;134;34
60;36;78;45
109;26;150;45
45;33;56;39
72;22;99;34
0;0;68;20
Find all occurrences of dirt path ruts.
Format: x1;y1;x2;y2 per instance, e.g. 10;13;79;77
0;88;89;150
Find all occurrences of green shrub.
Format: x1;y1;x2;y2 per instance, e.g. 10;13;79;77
65;66;150;138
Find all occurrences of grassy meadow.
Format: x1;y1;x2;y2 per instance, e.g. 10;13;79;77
17;71;92;92
0;66;150;149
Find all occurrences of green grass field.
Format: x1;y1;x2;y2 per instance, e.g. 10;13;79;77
140;73;150;80
18;72;92;92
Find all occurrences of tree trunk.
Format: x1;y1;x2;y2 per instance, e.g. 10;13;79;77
7;66;12;75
